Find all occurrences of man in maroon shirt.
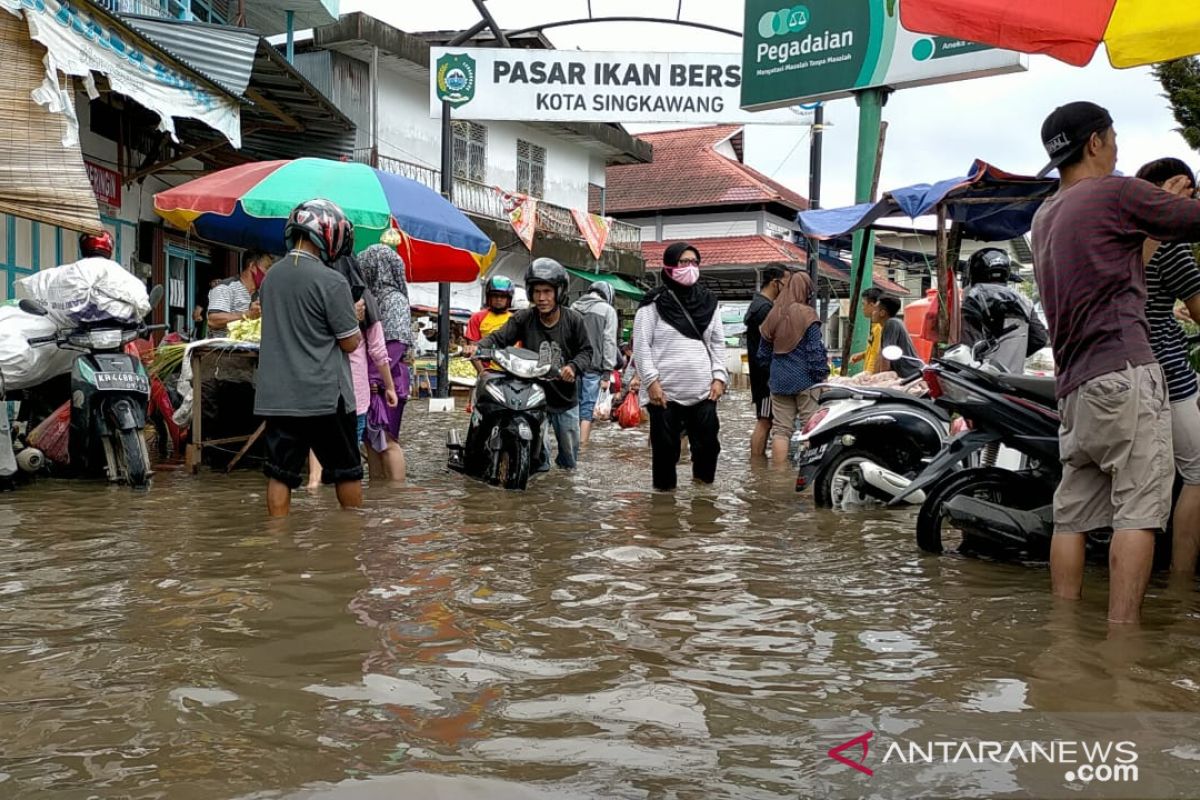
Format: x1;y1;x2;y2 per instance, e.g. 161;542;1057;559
1032;101;1200;623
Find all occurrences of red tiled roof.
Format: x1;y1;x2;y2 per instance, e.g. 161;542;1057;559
603;125;809;215
641;236;909;296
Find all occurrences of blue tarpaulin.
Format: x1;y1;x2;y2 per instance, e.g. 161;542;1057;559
799;160;1058;242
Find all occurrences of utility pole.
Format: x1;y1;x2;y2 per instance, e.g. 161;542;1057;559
436;1;509;400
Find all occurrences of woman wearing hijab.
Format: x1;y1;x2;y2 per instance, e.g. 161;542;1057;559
358;243;415;483
309;253;398;490
632;242;728;491
757;271;829;464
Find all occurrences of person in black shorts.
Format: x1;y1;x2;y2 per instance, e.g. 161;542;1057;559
254;199;363;517
744;264;791;459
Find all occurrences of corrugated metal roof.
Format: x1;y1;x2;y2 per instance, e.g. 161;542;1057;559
125;16;259;96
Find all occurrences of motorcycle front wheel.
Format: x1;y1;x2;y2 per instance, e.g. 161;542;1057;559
105;429;151;489
495;440;531;491
915;467;1047;556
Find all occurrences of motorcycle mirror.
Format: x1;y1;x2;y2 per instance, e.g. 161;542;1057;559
148;285;165;310
881;345;904;362
18;298;48;317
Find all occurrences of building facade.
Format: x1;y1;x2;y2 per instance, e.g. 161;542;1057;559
299;14;651;312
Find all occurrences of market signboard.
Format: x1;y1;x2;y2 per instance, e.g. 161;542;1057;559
740;0;1027;110
430;47;814;125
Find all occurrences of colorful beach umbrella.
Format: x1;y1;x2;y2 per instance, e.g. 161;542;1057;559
154;158;496;283
900;0;1200;68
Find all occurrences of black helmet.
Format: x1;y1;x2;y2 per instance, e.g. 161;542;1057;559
524;258;569;305
284;198;354;264
588;280;615;305
967;248;1012;285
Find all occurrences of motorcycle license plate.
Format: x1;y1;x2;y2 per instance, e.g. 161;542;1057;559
797;444;826;467
94;372;149;393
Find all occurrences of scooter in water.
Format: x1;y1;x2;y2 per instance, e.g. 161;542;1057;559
447;346;554;491
795;374;949;509
20;287;165;489
888;343;1065;558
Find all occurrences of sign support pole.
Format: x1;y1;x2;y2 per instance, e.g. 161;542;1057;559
844;88;886;375
806;102;824;287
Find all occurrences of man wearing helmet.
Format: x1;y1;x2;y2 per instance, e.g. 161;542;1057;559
958;247;1048;374
571;280;619;446
466;275;516;374
79;230;116;260
466;258;594;470
254;199;363;517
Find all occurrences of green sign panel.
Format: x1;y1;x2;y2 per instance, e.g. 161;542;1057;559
740;0;1025;111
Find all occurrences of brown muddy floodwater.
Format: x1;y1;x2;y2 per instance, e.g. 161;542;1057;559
2;391;1200;800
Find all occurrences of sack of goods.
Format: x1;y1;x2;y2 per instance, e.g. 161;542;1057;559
0;305;74;391
15;257;150;327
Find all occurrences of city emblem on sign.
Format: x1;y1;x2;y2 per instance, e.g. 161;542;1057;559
436;52;477;108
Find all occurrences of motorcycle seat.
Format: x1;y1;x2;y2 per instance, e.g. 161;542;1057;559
995;373;1058;406
880;390;950;421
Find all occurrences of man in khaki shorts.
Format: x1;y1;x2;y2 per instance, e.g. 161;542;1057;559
1032;101;1200;622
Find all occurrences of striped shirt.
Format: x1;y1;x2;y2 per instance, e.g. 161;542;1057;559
1032;176;1200;399
1145;242;1200;402
207;277;253;337
633;303;728;408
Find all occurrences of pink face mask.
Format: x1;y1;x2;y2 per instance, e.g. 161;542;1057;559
668;265;700;286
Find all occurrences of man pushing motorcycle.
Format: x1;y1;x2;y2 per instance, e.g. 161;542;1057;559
464;259;593;471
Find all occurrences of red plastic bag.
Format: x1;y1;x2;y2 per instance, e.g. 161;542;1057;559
28;401;71;465
617;392;642;429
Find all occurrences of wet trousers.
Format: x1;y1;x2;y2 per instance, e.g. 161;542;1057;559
648;399;720;491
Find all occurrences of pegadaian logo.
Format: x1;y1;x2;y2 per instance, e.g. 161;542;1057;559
436;52;476;108
758;5;810;39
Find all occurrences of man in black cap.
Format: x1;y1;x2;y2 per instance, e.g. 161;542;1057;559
1032;101;1200;623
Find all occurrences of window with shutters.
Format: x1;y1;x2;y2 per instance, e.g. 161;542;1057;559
452;122;488;183
516;139;546;198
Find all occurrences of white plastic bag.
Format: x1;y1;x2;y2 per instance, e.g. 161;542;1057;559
0;306;74;391
15;257;149;327
593;387;613;419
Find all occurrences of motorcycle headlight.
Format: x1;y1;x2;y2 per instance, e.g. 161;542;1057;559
526;385;546;408
485;382;506;403
494;349;545;379
69;329;124;350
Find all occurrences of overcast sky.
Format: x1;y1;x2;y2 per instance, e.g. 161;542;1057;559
349;0;1196;211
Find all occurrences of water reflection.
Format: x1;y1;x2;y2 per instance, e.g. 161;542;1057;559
1;397;1199;798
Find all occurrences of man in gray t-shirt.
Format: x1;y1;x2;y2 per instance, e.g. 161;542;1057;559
254;199;362;517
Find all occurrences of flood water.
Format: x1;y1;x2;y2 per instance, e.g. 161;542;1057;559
3;392;1200;799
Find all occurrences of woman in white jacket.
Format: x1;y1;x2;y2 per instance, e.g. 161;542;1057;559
633;242;727;491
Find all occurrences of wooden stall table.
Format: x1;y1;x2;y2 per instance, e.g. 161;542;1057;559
182;342;262;474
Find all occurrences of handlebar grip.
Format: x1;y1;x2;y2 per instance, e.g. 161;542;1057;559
27;335;57;345
145;324;168;332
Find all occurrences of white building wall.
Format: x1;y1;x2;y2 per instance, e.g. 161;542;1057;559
623;210;799;243
375;65;596;211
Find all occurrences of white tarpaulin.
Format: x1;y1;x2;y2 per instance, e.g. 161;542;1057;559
0;0;241;147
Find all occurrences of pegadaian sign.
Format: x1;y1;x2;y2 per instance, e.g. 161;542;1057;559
740;0;1027;110
430;47;814;125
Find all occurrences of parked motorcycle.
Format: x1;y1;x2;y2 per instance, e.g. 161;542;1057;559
19;286;165;489
447;345;553;491
795;377;949;509
888;343;1064;558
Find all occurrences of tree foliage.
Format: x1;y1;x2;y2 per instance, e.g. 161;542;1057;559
1154;58;1200;152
